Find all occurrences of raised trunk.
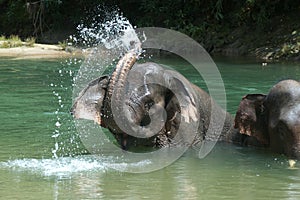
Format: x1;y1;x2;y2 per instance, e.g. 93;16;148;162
101;52;138;133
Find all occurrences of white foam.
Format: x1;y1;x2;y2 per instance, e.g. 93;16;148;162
0;157;106;177
0;156;152;176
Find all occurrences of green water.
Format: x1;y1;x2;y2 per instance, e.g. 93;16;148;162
1;56;300;199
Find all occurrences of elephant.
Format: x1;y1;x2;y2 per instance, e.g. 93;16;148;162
234;79;300;158
71;51;237;150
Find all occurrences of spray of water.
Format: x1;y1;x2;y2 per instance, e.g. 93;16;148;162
16;8;148;175
48;7;142;159
71;8;143;100
50;57;86;158
72;8;142;53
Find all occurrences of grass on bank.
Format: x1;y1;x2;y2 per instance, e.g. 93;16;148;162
0;35;68;50
0;35;36;48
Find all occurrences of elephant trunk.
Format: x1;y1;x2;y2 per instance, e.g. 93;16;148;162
101;52;167;149
101;52;138;134
106;52;137;101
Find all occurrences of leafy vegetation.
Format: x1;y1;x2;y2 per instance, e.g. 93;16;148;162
25;37;36;47
261;29;300;60
1;1;298;38
0;0;299;59
58;40;67;50
0;35;22;48
0;35;36;48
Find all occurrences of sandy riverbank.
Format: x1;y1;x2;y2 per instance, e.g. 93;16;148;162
0;44;82;59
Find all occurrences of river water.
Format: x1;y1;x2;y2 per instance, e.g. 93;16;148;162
0;56;300;199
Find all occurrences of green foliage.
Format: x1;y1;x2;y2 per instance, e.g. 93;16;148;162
0;41;10;48
25;37;36;47
279;30;300;57
0;35;6;41
261;29;300;60
0;0;32;36
0;35;36;48
9;35;21;42
0;35;22;48
212;0;224;20
0;0;299;48
235;0;300;30
58;40;67;50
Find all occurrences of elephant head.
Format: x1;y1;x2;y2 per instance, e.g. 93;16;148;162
234;80;300;158
265;80;300;158
71;51;200;149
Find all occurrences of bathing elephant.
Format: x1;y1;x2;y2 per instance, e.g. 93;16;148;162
234;79;300;158
71;52;236;150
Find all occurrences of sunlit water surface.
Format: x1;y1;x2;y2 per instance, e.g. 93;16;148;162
1;56;300;199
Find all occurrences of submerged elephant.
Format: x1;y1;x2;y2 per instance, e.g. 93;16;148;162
234;79;300;158
71;52;237;150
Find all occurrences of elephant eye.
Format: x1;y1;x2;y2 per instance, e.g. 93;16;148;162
144;100;155;110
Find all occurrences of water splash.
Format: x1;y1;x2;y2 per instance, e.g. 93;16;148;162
50;57;85;158
0;157;106;177
0;156;151;177
74;8;141;53
49;8;142;161
71;9;143;103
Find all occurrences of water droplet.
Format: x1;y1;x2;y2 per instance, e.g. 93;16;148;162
52;133;59;138
55;121;61;127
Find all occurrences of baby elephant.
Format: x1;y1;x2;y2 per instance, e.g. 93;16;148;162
234;79;300;158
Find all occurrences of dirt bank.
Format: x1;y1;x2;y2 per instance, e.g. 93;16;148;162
0;44;81;59
209;12;300;62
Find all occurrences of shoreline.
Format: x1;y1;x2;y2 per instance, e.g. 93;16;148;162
0;44;82;59
0;43;298;62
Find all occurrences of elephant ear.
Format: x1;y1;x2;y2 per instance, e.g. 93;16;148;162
161;70;199;145
71;76;109;125
234;94;269;145
165;75;198;123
